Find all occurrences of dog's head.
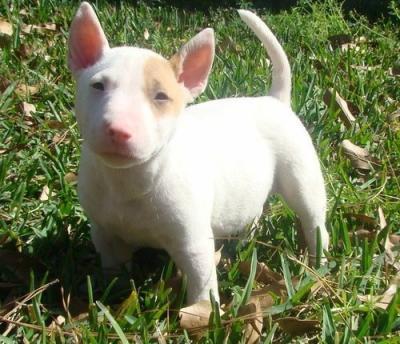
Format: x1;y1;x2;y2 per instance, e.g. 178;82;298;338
68;2;214;168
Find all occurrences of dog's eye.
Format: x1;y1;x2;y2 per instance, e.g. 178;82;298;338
92;82;105;91
154;91;169;101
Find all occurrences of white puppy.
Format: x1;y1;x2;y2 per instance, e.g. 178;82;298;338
68;2;329;304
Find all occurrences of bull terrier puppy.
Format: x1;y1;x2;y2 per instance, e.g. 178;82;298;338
68;2;329;304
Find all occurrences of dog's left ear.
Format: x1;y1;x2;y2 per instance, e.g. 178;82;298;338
170;28;215;99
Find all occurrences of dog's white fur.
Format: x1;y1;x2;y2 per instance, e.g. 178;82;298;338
68;3;329;304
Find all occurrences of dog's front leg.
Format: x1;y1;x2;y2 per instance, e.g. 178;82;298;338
91;224;133;273
168;232;218;305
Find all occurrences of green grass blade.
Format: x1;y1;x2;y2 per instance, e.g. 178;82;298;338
280;255;294;298
96;301;130;344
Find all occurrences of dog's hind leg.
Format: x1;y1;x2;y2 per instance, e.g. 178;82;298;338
274;157;329;262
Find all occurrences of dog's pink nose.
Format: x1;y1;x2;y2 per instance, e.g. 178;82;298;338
106;124;131;143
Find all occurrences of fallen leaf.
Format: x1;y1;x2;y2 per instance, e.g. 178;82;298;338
349;229;375;240
239;261;283;285
0;19;13;36
324;89;356;128
21;102;36;117
15;43;33;59
52;133;64;144
250;288;275;310
46;120;65;129
15;83;40;97
276;317;320;337
19;9;29;16
21;23;56;34
49;315;66;330
144;28;150;40
390;60;400;76
0;77;10;92
238;298;263;344
378;208;400;271
215;245;223;266
358;279;399;310
341;139;377;170
344;213;377;228
355;36;368;44
39;185;51;201
378;207;387;230
64;172;77;184
388;109;400;122
179;300;212;330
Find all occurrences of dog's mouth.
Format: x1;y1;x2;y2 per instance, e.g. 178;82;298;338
98;150;143;168
96;148;161;169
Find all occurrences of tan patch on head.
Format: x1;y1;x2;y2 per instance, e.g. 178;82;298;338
143;56;186;117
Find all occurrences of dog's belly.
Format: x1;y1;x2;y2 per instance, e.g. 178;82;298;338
210;142;274;237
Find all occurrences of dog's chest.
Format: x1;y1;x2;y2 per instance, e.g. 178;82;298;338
78;163;178;248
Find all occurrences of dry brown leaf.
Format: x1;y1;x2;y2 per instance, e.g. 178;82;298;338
378;208;400;271
15;83;39;97
19;9;29;16
350;229;376;240
344;213;377;228
386;234;400;271
21;102;36;117
214;245;223;266
378;207;387;230
64;172;78;184
354;36;368;44
21;23;56;34
179;300;212;330
49;315;66;330
276;317;320;337
52;133;64;144
358;280;398;310
16;43;33;59
39;185;50;201
0;77;10;92
341;139;377;170
144;28;150;40
250;288;275;310
239;261;282;285
238;298;263;344
389;234;400;246
324;89;356;128
0;19;13;36
388;109;400;122
46;120;65;129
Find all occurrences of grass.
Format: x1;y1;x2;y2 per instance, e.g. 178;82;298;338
0;0;399;342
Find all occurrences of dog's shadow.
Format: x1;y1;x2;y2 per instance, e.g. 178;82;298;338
0;227;177;319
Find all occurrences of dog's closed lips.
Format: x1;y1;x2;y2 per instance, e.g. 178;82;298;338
68;2;329;305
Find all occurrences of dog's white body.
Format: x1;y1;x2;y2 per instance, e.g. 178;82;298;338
69;3;329;304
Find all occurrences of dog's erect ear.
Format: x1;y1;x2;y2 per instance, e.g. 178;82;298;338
170;28;215;99
68;2;109;74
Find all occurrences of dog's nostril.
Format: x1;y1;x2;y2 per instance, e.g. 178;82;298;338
107;126;131;142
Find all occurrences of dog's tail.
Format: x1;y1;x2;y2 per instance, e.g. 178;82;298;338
238;10;291;106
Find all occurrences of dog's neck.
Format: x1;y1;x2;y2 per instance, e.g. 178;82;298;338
84;140;170;200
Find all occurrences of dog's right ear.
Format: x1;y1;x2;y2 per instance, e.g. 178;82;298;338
170;28;215;100
68;2;109;75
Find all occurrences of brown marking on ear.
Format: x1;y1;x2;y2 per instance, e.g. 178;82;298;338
143;57;186;118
